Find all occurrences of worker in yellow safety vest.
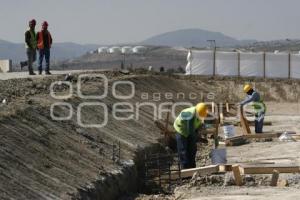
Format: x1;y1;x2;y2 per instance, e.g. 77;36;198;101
20;19;37;75
240;84;266;133
173;103;208;169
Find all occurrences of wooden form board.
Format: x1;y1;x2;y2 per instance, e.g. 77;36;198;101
225;133;300;146
154;165;220;181
225;133;286;146
240;165;300;174
156;164;300;183
232;164;243;186
244;133;282;139
225;120;272;126
240;106;251;134
270;170;279;186
168;165;220;180
152;165;220;181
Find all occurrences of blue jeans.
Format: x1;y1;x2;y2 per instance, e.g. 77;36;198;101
176;133;197;169
255;112;265;133
38;48;50;72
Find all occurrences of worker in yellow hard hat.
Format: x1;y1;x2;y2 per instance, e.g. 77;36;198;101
173;103;208;169
240;84;266;133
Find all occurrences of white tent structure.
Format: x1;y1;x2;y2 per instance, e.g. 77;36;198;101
186;50;299;79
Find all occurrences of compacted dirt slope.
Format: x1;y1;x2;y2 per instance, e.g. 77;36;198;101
1;71;300;199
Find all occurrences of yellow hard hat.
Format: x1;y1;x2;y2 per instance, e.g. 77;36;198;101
243;84;252;93
196;103;208;118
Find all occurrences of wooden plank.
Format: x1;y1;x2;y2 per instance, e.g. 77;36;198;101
169;165;220;180
223;120;272;126
226;102;230;113
180;165;220;178
240;106;251;134
225;133;282;144
244;133;281;139
219;164;233;172
241;165;300;174
232;165;243;186
220;112;224;125
270;170;279;186
219;162;276;172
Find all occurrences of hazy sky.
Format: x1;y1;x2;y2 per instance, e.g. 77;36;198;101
1;0;300;44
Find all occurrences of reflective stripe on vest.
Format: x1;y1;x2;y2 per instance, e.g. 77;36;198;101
25;30;37;49
173;106;202;137
37;31;51;49
252;98;266;113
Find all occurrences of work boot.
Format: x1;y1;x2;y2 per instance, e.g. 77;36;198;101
29;71;36;75
45;71;52;75
39;70;42;75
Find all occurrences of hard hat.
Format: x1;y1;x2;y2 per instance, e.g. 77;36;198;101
42;21;48;27
243;84;252;93
29;19;36;25
196;103;208;118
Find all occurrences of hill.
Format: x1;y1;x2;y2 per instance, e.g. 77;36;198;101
142;28;255;47
0;39;98;63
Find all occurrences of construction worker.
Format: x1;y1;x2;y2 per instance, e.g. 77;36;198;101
20;19;37;75
37;21;52;75
240;84;266;133
173;103;208;169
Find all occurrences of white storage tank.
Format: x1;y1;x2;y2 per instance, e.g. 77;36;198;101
132;46;147;54
108;46;121;54
98;47;108;54
121;46;132;54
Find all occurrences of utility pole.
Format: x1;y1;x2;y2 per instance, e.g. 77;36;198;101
207;40;217;76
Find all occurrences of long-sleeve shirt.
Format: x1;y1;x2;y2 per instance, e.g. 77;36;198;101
36;30;52;49
25;30;36;49
240;91;260;106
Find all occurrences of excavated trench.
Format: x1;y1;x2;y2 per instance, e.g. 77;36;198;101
1;71;300;199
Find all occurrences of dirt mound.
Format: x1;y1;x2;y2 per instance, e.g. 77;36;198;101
1;72;300;199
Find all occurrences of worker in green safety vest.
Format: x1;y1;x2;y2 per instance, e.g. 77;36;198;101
173;103;208;169
20;19;37;75
240;84;266;133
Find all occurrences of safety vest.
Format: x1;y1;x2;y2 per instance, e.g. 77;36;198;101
173;106;202;138
252;97;266;113
37;31;51;49
25;29;37;49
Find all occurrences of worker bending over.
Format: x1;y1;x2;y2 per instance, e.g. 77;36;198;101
173;103;208;169
240;84;266;133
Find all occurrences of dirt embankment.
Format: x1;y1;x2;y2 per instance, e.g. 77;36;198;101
1;71;300;199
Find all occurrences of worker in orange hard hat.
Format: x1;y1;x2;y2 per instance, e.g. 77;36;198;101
20;19;37;75
240;84;266;133
173;103;208;169
37;21;52;75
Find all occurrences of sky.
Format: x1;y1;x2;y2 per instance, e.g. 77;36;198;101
0;0;300;44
